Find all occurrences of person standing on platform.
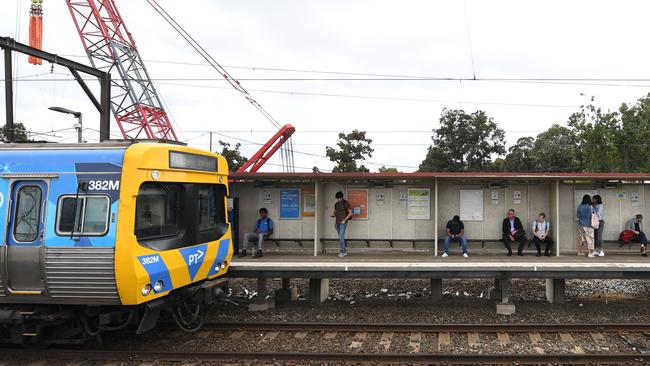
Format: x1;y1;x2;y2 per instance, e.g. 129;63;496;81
577;194;595;257
239;208;274;258
332;191;352;258
442;215;468;258
532;212;554;257
627;214;648;257
502;209;527;256
592;195;606;257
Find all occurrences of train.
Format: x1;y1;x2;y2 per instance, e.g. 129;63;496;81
0;141;233;345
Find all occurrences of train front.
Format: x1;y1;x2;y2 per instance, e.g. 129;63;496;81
115;143;233;332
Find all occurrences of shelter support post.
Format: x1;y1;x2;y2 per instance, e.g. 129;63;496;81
314;180;322;256
555;179;561;256
434;178;439;256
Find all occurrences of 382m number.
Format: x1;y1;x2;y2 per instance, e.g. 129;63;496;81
87;180;120;191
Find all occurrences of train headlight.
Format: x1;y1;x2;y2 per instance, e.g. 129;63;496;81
151;170;161;180
215;262;222;272
221;261;227;269
141;283;152;296
153;280;164;293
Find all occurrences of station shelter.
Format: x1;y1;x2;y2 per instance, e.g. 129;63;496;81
230;172;650;256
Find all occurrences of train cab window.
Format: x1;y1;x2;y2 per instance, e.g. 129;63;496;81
56;195;110;236
13;185;43;242
135;182;228;251
135;183;183;240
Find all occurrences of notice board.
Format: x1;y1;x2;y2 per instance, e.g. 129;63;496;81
407;188;431;220
346;189;368;220
279;189;301;219
302;188;315;217
460;189;483;221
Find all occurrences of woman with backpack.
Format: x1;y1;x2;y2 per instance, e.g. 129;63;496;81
577;194;596;257
592;195;605;257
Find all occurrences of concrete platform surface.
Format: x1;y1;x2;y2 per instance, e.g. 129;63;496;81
228;252;650;279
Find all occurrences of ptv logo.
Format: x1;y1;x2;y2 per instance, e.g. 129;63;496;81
180;244;208;281
188;249;204;266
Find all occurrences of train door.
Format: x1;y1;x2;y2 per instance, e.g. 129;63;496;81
5;180;48;294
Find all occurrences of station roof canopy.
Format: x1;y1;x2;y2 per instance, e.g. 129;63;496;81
231;171;650;184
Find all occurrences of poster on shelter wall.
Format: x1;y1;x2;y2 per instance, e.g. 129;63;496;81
460;189;483;221
407;188;431;220
302;188;315;217
346;189;368;220
279;189;301;219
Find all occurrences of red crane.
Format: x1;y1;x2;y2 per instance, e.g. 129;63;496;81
66;0;178;141
237;124;296;173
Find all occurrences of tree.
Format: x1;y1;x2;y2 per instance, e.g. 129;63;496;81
217;140;248;172
419;109;506;172
568;99;621;173
378;166;399;173
531;124;583;172
616;95;650;172
1;123;31;142
505;137;537;172
325;130;374;172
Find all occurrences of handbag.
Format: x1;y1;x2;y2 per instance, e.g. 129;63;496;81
591;211;600;229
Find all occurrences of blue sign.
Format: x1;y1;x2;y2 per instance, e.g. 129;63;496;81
279;189;301;219
180;244;208;281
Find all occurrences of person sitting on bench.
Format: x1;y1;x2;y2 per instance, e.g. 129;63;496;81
532;212;553;257
627;214;648;257
442;215;468;258
239;208;274;258
502;209;527;256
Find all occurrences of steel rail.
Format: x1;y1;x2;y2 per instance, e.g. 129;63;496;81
0;349;645;364
195;322;650;333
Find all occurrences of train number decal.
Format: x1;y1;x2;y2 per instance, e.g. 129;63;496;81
140;255;161;266
87;180;120;191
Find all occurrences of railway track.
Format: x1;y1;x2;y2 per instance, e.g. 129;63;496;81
2;323;649;365
195;321;650;333
0;348;646;365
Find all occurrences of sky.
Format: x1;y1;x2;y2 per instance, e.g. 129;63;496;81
2;0;650;172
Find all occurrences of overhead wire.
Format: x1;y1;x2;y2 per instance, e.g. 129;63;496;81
146;0;295;171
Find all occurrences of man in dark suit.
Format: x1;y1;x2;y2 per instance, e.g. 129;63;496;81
502;209;527;256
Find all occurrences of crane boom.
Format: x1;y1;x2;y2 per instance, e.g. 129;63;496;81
66;0;177;141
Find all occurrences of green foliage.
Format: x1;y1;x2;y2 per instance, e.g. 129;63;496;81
378;166;399;173
419;109;506;172
505;137;537;172
217;140;248;172
1;123;31;142
326;130;374;172
532;124;583;172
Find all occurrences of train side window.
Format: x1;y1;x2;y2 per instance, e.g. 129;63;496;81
135;183;183;240
13;185;43;242
56;195;110;236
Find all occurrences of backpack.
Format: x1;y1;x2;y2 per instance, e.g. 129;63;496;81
620;230;635;243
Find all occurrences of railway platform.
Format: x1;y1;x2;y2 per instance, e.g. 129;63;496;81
228;252;650;314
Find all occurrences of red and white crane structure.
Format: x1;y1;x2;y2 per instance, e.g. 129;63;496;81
59;0;293;171
66;0;177;141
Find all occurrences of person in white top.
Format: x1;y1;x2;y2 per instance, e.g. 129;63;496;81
592;195;605;257
532;212;554;257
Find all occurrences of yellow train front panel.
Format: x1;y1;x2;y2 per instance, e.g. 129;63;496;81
113;143;233;305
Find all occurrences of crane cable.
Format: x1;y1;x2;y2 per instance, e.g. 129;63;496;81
145;0;295;171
